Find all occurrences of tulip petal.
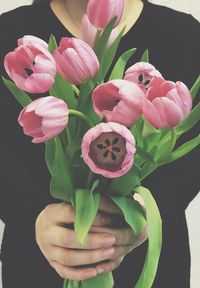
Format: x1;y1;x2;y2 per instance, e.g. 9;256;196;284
25;73;55;93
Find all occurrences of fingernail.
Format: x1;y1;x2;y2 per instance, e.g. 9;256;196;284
101;247;115;259
103;235;116;247
85;269;97;278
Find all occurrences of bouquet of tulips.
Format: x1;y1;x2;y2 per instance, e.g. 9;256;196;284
2;0;200;287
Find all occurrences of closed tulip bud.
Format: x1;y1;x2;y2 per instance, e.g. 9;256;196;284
143;77;192;128
87;0;124;29
54;37;100;85
124;62;162;92
92;79;145;127
81;14;119;48
18;96;69;143
4;36;56;93
81;122;136;178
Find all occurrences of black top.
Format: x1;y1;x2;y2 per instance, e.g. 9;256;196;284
0;2;199;288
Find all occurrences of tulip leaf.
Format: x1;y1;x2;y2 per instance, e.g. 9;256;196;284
49;74;77;109
157;134;200;165
50;136;74;202
97;25;126;82
94;17;117;60
190;74;200;100
109;165;141;196
82;273;114;288
109;48;137;80
134;186;162;288
136;146;155;164
45;138;56;175
74;183;100;244
141;49;149;63
48;34;58;54
108;195;146;235
2;77;32;107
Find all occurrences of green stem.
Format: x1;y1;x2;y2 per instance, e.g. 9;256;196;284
86;170;94;189
69;109;94;127
170;127;177;151
71;84;80;97
66;127;71;144
93;29;102;49
63;279;68;288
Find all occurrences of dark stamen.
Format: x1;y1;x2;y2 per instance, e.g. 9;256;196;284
112;137;119;145
111;152;117;161
25;68;33;76
97;144;106;150
105;139;110;146
139;74;143;83
113;147;120;152
144;80;150;85
103;151;109;158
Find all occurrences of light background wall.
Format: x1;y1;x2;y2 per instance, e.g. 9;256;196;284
0;0;199;287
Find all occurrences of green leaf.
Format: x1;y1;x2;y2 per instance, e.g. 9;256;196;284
141;49;149;62
45;138;56;175
132;117;145;148
136;146;155;163
50;74;77;109
94;17;117;60
82;273;114;288
134;186;162;288
109;48;137;80
109;165;141;196
2;77;32;107
109;195;146;235
50;137;74;202
97;26;126;83
48;34;58;54
74;185;100;244
190;74;200;100
157;134;200;165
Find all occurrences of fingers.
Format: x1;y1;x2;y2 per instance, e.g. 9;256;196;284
49;260;97;281
46;225;116;249
48;246;115;266
95;257;124;275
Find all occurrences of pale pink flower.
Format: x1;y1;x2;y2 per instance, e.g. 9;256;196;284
81;14;119;48
18;35;48;50
92;79;145;127
124;62;162;92
4;38;56;93
143;77;192;128
87;0;124;29
81;122;136;178
54;37;100;85
18;96;69;143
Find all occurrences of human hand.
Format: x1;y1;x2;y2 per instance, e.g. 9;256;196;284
35;195;147;281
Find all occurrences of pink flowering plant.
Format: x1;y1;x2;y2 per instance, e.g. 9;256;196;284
3;0;200;287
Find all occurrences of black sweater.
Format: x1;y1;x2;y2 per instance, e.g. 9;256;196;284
0;2;199;287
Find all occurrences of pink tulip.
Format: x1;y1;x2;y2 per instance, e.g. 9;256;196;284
124;62;162;92
4;38;56;94
18;35;48;50
92;79;145;127
87;0;124;29
54;37;100;85
81;14;119;48
81;122;136;178
18;96;69;143
143;77;192;128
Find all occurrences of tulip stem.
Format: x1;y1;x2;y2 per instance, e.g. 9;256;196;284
69;109;94;127
66;127;71;144
71;84;80;97
170;127;177;151
86;170;94;189
94;29;102;50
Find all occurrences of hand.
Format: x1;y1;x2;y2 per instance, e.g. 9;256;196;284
35;195;147;281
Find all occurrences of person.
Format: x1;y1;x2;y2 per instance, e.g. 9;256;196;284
0;0;199;287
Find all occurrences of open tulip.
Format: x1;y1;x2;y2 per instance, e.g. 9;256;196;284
87;0;124;29
81;14;119;48
124;62;162;92
54;37;100;85
92;79;145;127
81;122;136;178
18;96;69;143
18;35;49;50
4;38;56;94
143;77;192;128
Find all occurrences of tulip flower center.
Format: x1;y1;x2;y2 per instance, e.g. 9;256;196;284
138;74;151;88
25;61;35;77
89;132;126;171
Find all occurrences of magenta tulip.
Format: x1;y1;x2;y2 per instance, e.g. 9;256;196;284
92;79;145;127
81;122;136;178
81;14;119;48
124;62;162;92
18;96;69;143
143;77;192;128
87;0;124;29
54;37;100;85
4;38;56;93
